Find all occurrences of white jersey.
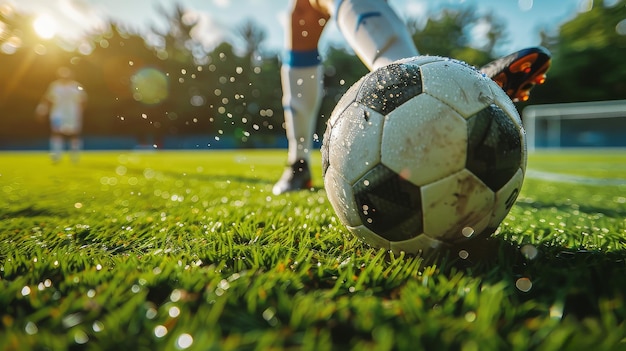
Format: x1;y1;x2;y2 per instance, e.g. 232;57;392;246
45;80;86;134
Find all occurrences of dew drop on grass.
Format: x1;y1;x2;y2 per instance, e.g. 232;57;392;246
154;325;168;338
63;313;84;329
170;289;182;302
92;320;104;332
549;302;564;319
262;307;278;326
176;333;193;349
520;244;538;260
25;321;38;335
464;311;476;322
146;306;158;319
168;306;181;318
218;279;230;291
74;330;89;344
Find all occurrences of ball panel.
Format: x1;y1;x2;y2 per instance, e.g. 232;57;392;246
420;59;494;118
352;164;423;242
321;123;332;177
421;169;494;242
389;233;445;257
491;86;523;128
323;165;363;227
489;167;524;229
381;94;467;186
348;224;391;251
327;77;364;128
355;63;423;116
326;104;385;184
465;104;523;191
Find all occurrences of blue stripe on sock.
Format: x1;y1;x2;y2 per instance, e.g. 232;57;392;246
283;49;321;67
355;11;382;31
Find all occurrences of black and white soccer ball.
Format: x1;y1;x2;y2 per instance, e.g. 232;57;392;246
321;56;526;258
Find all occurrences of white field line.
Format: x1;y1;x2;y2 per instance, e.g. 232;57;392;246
525;169;626;186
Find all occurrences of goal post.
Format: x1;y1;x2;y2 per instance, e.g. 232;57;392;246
522;100;626;152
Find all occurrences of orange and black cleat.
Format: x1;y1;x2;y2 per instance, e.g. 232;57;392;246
480;46;551;102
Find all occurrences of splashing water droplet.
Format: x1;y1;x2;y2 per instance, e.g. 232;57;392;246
458;250;469;259
461;227;474;238
515;277;532;292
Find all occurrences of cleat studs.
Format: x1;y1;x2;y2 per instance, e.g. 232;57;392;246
536;75;546;84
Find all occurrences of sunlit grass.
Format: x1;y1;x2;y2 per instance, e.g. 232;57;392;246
1;150;625;350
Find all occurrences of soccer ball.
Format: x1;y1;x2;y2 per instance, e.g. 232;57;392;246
321;56;526;258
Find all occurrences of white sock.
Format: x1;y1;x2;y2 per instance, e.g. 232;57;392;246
50;135;63;162
336;0;419;70
281;64;324;164
70;137;82;163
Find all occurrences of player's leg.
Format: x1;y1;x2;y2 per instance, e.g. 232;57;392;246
273;0;329;195
49;132;63;163
69;134;82;163
328;0;419;70
480;46;551;102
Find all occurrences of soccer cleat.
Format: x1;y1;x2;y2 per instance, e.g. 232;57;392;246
480;46;551;102
272;159;313;195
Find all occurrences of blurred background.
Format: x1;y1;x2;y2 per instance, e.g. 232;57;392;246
1;0;625;151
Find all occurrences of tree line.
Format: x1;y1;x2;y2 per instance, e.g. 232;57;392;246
1;0;624;147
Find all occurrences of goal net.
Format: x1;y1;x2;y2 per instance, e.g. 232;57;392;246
522;100;626;152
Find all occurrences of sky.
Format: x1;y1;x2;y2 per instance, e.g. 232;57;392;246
0;0;603;56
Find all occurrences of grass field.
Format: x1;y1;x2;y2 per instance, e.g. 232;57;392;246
1;149;625;350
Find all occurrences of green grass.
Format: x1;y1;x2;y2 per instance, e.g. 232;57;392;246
1;149;625;351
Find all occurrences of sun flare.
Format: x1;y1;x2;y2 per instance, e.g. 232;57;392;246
33;14;58;39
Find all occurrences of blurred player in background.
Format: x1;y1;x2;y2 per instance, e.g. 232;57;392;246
36;67;87;164
273;0;551;195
